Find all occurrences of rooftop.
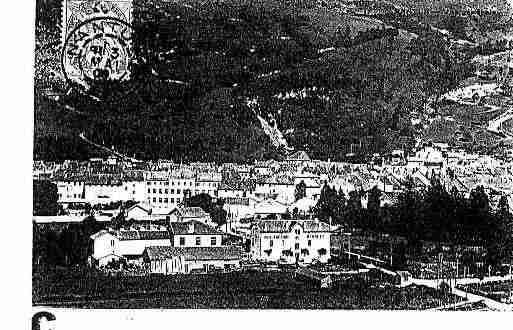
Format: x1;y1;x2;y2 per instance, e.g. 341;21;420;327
253;219;330;233
144;245;243;261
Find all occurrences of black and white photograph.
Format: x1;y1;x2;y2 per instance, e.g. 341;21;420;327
29;0;513;313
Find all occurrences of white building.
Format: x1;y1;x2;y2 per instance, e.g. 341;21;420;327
89;225;171;266
250;219;331;264
169;220;224;247
168;207;212;224
143;245;243;274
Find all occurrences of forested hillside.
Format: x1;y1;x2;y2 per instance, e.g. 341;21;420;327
34;0;507;162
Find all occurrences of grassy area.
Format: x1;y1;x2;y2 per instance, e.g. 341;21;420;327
34;267;461;309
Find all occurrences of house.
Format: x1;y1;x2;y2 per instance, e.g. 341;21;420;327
168;206;211;224
143;245;243;274
169;220;224;247
254;198;288;219
286;151;311;165
250;219;331;264
89;225;171;266
125;203;152;221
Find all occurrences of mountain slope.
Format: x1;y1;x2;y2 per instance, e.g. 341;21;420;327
34;0;504;162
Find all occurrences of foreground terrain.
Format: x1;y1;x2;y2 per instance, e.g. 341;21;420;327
33;267;461;309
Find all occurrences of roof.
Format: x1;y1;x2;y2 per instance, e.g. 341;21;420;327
253;220;330;233
144;246;243;261
169;220;223;235
112;230;171;241
287;151;311;161
255;199;288;214
172;207;208;218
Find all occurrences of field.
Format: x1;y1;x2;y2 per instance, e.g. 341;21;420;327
33;267;461;309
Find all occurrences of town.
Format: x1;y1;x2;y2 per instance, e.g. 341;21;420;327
33;144;513;310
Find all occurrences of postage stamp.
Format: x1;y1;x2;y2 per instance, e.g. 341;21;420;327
61;16;133;88
60;1;134;88
61;0;133;44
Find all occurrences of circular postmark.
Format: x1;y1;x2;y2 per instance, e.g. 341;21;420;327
61;16;134;90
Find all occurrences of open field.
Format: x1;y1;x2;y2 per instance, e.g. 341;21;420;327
34;267;462;309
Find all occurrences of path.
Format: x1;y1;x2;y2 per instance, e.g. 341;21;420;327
411;275;513;311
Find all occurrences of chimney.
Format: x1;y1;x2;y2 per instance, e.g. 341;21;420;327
188;222;195;234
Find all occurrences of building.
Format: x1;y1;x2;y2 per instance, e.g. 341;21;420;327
254;198;288;219
143;245;243;274
169;220;224;247
89;225;171;266
168;207;211;224
250;219;331;264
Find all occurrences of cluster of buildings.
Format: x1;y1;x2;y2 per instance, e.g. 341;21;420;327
33;145;513;274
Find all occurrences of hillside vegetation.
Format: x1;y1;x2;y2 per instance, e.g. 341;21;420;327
35;0;504;162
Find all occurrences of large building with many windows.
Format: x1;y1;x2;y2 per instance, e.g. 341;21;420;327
250;219;331;264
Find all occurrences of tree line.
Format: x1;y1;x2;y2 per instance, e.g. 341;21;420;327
314;180;513;266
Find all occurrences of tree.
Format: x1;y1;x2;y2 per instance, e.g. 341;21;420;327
210;207;227;227
367;186;381;215
33;180;59;216
316;184;344;221
283;208;291;219
486;196;513;266
111;211;126;230
187;193;214;213
294;180;307;201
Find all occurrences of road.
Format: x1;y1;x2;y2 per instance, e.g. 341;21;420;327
411;275;513;311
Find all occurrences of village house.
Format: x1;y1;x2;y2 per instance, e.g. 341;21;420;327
167;206;211;224
169;220;224;247
253;198;289;219
143;245;243;274
250;219;331;264
89;225;171;267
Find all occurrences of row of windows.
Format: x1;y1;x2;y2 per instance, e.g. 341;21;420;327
268;240;312;248
148;189;217;196
306;234;325;239
178;237;217;246
263;235;289;239
148;188;185;194
147;181;219;187
152;197;182;203
148;181;194;187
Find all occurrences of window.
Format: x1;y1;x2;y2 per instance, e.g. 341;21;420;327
153;198;156;202
308;240;312;247
158;198;162;203
165;189;168;194
159;189;162;194
153;189;156;193
171;198;175;203
170;189;175;194
196;237;201;246
147;182;151;185
270;240;273;247
211;237;217;246
177;189;181;194
110;239;115;248
164;198;168;203
295;243;299;250
179;237;185;246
